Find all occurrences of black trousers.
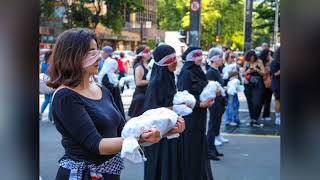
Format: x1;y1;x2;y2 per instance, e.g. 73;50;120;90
262;87;273;118
207;97;225;152
244;81;265;120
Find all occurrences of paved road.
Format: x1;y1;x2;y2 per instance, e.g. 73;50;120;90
39;89;280;180
40;120;279;180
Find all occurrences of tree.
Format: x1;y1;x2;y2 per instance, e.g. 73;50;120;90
156;0;187;31
178;0;244;50
40;0;144;33
252;0;280;48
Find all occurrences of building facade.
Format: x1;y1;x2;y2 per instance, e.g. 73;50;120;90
39;0;163;51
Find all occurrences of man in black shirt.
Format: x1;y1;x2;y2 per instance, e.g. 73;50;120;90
206;47;227;161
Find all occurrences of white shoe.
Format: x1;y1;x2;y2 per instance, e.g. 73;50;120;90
263;117;272;121
228;122;238;126
217;135;229;143
215;139;222;146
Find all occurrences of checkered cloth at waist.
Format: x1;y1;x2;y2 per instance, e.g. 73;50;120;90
59;153;124;180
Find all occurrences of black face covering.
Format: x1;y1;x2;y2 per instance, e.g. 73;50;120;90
143;45;177;110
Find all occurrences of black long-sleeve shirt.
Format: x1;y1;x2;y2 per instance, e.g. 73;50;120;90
52;86;126;165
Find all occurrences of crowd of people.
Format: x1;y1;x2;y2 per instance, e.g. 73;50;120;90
39;28;280;179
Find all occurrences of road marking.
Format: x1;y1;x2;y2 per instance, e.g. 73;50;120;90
222;133;280;138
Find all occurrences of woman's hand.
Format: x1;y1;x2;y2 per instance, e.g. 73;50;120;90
200;99;215;108
139;128;161;144
165;117;186;136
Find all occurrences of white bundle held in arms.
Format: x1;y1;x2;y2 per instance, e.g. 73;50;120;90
227;78;244;96
121;107;179;163
172;90;196;116
119;75;134;87
222;63;238;80
200;81;226;102
146;59;155;81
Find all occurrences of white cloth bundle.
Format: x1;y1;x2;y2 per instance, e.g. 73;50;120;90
172;105;193;116
146;59;155;81
119;75;134;87
121;107;179;163
200;81;226;102
227;78;244;96
222;63;238;80
172;90;196;116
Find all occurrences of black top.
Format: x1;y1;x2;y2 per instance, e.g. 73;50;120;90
206;67;224;85
52;86;126;165
101;74;125;119
270;59;280;91
218;63;225;74
133;62;149;93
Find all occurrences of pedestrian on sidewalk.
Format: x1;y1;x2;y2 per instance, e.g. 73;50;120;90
98;46;117;83
259;49;274;121
98;46;113;72
117;52;130;92
143;44;186;180
270;47;281;125
244;50;266;127
177;47;215;179
101;59;125;119
47;28;162;180
40;50;54;122
206;47;227;160
223;51;241;126
128;45;150;117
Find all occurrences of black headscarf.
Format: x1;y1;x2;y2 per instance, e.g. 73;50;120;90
143;45;177;110
180;47;207;82
178;47;208;104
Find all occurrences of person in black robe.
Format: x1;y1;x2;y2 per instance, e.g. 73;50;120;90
177;47;215;180
143;44;185;180
101;74;125;119
206;47;227;161
128;45;150;117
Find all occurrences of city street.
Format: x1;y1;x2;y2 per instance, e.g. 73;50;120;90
40;90;280;180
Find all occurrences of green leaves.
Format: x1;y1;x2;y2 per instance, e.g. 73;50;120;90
157;0;245;49
40;0;144;34
252;0;280;47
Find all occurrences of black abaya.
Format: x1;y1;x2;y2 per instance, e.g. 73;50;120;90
128;63;148;117
101;74;125;119
143;64;182;180
177;61;214;180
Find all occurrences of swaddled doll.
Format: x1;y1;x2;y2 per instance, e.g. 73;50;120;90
172;90;196;116
200;81;226;102
121;107;180;163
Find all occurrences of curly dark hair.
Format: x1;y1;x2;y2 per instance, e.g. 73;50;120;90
47;28;98;89
259;49;271;65
245;50;258;62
